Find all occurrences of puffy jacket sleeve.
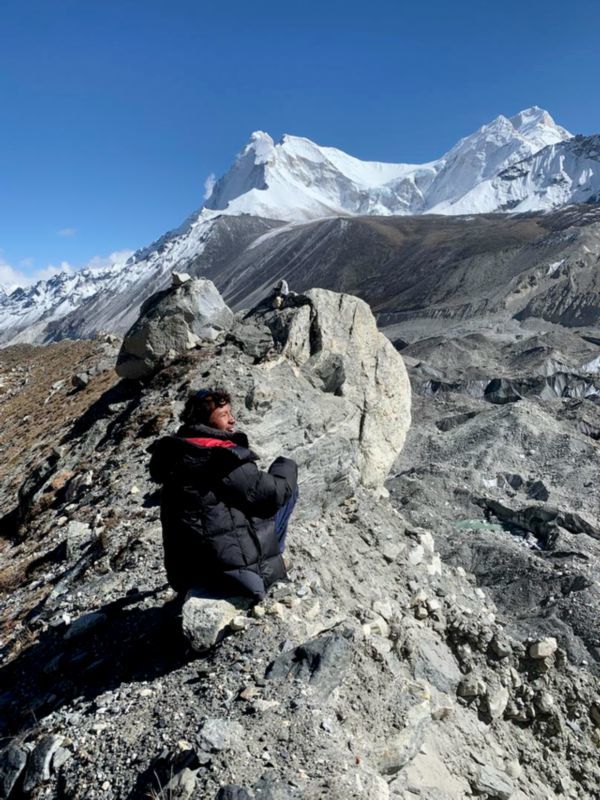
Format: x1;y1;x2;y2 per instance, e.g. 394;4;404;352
220;456;298;518
148;439;168;483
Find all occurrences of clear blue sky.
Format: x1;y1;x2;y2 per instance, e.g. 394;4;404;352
1;0;599;286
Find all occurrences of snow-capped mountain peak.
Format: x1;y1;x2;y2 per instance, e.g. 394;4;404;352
204;107;576;220
1;106;598;346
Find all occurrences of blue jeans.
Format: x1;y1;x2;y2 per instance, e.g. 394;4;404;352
274;486;298;553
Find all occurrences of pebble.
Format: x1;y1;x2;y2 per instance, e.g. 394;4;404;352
490;635;512;659
268;603;286;619
408;544;425;565
458;674;487;698
410;589;428;607
486;686;509;719
229;616;252;632
536;691;555;714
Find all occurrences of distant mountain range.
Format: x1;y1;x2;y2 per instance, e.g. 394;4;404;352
1;106;599;345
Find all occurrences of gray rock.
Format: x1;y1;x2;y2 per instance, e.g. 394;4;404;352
486;686;510;719
216;787;253;800
473;765;514;799
529;637;558;659
64;611;108;640
163;766;198;799
269;289;411;490
411;630;462;694
64;520;93;560
0;742;28;800
22;735;63;793
266;632;352;700
181;591;250;652
199;719;244;752
457;674;487;698
172;271;192;286
71;372;89;389
116;277;234;379
253;776;302;799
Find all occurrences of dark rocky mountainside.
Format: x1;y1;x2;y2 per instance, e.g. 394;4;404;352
1;280;600;799
3;204;599;347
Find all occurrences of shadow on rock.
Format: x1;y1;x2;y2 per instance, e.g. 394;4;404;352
60;379;142;446
0;591;197;739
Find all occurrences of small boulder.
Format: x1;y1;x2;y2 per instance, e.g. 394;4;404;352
457;673;487;698
181;591;250;652
116;278;233;379
0;742;28;799
71;372;89;390
473;765;514;800
199;719;244;752
486;686;510;720
172;271;192;286
22;735;63;794
162;767;198;800
529;637;558;659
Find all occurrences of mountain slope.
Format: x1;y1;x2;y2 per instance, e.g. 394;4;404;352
2;286;600;798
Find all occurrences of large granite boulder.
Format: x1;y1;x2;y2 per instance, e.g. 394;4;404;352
116;276;233;379
201;287;411;496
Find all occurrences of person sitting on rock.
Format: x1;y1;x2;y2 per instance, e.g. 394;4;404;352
149;387;298;601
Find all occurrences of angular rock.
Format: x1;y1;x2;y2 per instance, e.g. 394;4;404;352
216;787;253;800
172;271;192;286
473;765;514;799
0;742;28;799
163;767;198;799
457;674;487;698
529;637;558;659
181;591;250;652
64;611;108;640
486;686;510;720
22;735;63;793
411;630;462;694
71;372;89;390
266;632;352;700
116;277;234;379
199;719;244;752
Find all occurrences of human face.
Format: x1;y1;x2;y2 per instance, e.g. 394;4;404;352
208;402;236;433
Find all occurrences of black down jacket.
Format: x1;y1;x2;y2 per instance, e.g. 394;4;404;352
149;424;298;600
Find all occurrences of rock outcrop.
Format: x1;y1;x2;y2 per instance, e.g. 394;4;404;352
116;275;233;379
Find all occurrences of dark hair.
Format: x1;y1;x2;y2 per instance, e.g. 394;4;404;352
180;387;231;428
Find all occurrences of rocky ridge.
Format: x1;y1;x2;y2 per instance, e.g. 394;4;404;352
1;283;600;798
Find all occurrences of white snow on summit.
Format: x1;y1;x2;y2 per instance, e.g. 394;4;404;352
204;106;574;220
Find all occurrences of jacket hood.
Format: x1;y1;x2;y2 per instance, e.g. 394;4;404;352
176;423;250;449
148;427;256;485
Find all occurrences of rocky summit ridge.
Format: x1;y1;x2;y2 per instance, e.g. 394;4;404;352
1;280;600;799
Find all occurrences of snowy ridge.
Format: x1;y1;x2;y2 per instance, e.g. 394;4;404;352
204;106;575;219
1;106;598;345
